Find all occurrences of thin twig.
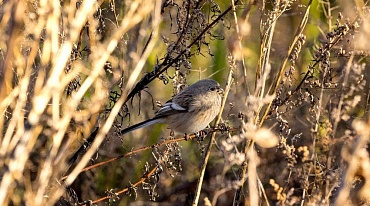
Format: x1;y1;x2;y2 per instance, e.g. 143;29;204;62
192;64;234;206
258;0;312;128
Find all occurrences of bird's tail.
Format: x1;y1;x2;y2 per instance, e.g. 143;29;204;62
118;117;162;135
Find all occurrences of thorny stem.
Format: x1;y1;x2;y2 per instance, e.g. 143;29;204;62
126;0;240;101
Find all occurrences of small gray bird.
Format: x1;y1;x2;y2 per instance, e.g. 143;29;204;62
119;79;223;135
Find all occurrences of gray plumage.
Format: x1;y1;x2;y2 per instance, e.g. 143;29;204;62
119;79;223;135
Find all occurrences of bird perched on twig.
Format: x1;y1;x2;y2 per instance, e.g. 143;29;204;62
119;79;223;135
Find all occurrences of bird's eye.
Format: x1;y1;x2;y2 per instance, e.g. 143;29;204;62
210;87;216;91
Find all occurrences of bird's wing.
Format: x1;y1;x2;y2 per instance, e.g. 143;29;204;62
155;99;188;118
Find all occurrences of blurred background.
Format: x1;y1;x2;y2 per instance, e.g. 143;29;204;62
0;0;369;205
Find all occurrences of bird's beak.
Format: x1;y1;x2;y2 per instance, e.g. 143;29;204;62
217;87;224;95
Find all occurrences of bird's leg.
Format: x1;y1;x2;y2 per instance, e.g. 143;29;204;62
170;130;175;138
184;133;190;141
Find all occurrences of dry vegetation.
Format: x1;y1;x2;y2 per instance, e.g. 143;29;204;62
0;0;370;205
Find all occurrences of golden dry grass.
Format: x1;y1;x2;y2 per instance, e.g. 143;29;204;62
0;0;369;205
